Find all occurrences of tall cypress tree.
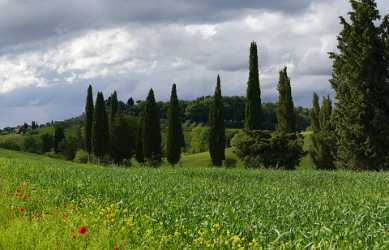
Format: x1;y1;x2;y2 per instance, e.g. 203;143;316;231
54;125;65;153
245;41;262;130
276;67;295;133
85;85;94;160
167;84;183;165
310;96;336;170
329;0;389;170
135;118;144;164
143;89;162;165
209;75;226;166
110;91;119;124
93;92;110;161
310;92;320;133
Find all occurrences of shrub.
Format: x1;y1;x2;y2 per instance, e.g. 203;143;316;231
74;150;89;164
23;136;41;153
58;136;79;160
190;125;209;153
0;140;21;151
232;130;304;170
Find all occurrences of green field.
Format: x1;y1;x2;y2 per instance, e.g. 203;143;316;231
1;149;389;249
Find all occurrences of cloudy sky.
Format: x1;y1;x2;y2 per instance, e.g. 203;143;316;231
0;0;387;128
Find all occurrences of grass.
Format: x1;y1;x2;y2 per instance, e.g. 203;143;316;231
2;149;389;249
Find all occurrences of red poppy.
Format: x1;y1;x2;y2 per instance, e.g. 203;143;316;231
16;187;21;193
114;245;119;250
79;226;87;234
18;207;25;213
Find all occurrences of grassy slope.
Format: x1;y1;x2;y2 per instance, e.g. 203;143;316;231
1;149;389;248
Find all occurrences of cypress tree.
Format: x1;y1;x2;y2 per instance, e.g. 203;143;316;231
85;85;94;160
167;84;183;165
209;75;226;166
143;89;162;165
93;92;110;161
110;91;119;124
311;92;320;133
276;67;295;133
245;41;262;130
54;125;65;153
135;118;144;164
310;96;336;170
329;0;389;170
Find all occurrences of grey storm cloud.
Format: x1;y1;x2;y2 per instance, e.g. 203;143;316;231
0;0;387;127
0;0;314;48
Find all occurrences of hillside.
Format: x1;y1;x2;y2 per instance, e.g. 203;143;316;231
1;149;389;248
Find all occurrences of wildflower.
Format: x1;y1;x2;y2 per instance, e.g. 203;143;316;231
18;207;25;213
16;187;21;193
79;226;87;234
114;245;119;250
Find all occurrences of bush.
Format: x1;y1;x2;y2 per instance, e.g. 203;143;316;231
232;130;304;170
58;136;79;160
44;151;65;160
0;140;21;151
23;136;41;153
190;125;209;153
74;150;89;164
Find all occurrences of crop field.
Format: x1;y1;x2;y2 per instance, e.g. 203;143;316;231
1;149;389;249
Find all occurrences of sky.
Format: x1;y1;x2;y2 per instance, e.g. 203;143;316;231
0;0;387;128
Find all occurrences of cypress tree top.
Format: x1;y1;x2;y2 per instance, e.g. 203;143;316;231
143;89;162;164
311;92;320;133
276;67;295;133
93;92;110;159
85;85;94;156
245;41;262;130
167;84;183;165
209;75;226;166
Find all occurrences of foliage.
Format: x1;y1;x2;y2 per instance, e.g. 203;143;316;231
208;75;226;166
23;136;40;154
54;126;65;153
329;0;389;170
110;115;137;164
135;118;145;164
276;67;295;133
232;130;304;170
167;84;184;165
310;93;320;133
93;92;110;160
110;91;119;124
190;126;209;153
142;89;162;165
245;41;262;130
73;149;90;164
310;97;336;170
58;136;79;161
0;140;21;151
85;85;94;157
40;133;54;153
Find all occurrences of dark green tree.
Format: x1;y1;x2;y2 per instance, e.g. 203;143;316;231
329;0;389;170
142;89;162;165
127;97;134;107
110;115;137;164
85;85;94;160
40;133;54;153
54;126;65;153
167;84;184;165
276;67;295;133
311;92;321;133
135;118;144;164
310;96;336;170
209;75;226;166
245;41;262;130
110;91;119;124
93;92;110;161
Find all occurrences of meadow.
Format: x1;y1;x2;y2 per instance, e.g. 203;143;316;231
1;149;389;249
